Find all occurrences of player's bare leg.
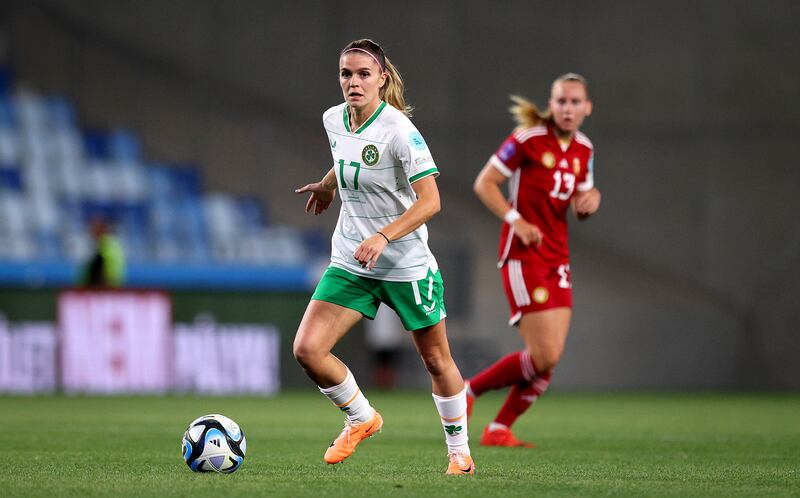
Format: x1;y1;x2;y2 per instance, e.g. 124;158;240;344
518;307;572;374
293;300;361;387
293;300;382;464
412;320;475;475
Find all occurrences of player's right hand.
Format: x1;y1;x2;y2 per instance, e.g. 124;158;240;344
512;219;543;247
295;182;336;215
353;233;389;271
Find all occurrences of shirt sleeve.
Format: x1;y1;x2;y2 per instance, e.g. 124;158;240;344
577;150;595;192
489;134;524;177
392;124;439;184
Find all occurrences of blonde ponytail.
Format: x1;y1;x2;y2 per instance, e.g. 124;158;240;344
509;94;550;128
381;56;413;117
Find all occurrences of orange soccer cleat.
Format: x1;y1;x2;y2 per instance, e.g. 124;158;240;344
323;411;383;464
446;450;475;475
479;426;535;448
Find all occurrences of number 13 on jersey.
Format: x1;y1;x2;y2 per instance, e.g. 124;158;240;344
338;159;361;190
549;171;576;200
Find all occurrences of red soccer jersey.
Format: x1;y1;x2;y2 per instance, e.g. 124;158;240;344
490;124;594;267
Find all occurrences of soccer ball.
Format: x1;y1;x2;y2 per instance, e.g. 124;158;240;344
182;414;246;473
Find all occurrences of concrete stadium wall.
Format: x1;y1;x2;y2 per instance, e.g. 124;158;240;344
2;0;798;389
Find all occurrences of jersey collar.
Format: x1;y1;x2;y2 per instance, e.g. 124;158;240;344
343;101;387;134
548;124;575;151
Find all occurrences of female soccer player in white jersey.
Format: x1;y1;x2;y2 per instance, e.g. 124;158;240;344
293;39;474;475
466;74;601;447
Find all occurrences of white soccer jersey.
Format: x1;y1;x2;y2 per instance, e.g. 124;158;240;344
323;101;440;281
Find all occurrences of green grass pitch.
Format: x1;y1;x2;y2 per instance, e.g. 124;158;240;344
1;391;798;497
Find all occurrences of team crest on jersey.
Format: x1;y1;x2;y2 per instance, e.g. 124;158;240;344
532;286;549;304
361;144;379;166
542;152;556;169
573;157;581;174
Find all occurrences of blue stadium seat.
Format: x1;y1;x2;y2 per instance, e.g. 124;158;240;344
0;190;28;233
107;129;141;162
119;202;150;234
0;125;18;166
147;164;176;199
80;200;117;226
0;94;15;127
50;128;85;162
302;228;330;256
0;65;13;96
83;129;109;159
15;92;48;131
29;192;60;233
60;231;92;261
45;96;77;128
238;196;267;228
170;164;202;199
0;166;22;191
34;231;63;261
153;232;182;263
119;228;148;263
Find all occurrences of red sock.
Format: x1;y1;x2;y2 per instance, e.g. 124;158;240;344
494;371;552;427
469;351;537;397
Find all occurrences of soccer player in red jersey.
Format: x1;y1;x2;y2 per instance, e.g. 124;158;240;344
466;73;602;447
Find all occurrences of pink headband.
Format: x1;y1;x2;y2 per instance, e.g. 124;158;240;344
342;47;385;72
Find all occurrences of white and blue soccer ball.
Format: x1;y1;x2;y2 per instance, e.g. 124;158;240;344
182;414;246;473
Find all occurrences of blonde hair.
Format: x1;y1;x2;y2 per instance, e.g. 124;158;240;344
509;73;589;128
341;39;413;116
509;94;550;129
381;56;413;117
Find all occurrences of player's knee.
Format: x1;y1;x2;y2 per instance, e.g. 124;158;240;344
420;351;455;377
292;339;321;369
419;351;451;377
531;347;562;374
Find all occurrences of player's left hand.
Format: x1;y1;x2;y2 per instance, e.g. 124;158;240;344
353;233;389;270
572;188;601;219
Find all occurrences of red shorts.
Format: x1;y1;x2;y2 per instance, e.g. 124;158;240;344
500;259;573;326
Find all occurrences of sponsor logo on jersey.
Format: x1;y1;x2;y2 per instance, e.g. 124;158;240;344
559;158;568;170
415;156;432;166
542;152;556;169
409;131;427;151
532;286;549;304
361;144;379;166
573;157;581;174
499;140;516;161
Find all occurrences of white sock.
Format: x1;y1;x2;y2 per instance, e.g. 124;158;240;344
432;387;470;455
488;421;508;432
319;369;374;423
465;381;476;398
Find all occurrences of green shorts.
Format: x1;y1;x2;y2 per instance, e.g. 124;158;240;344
311;266;447;331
